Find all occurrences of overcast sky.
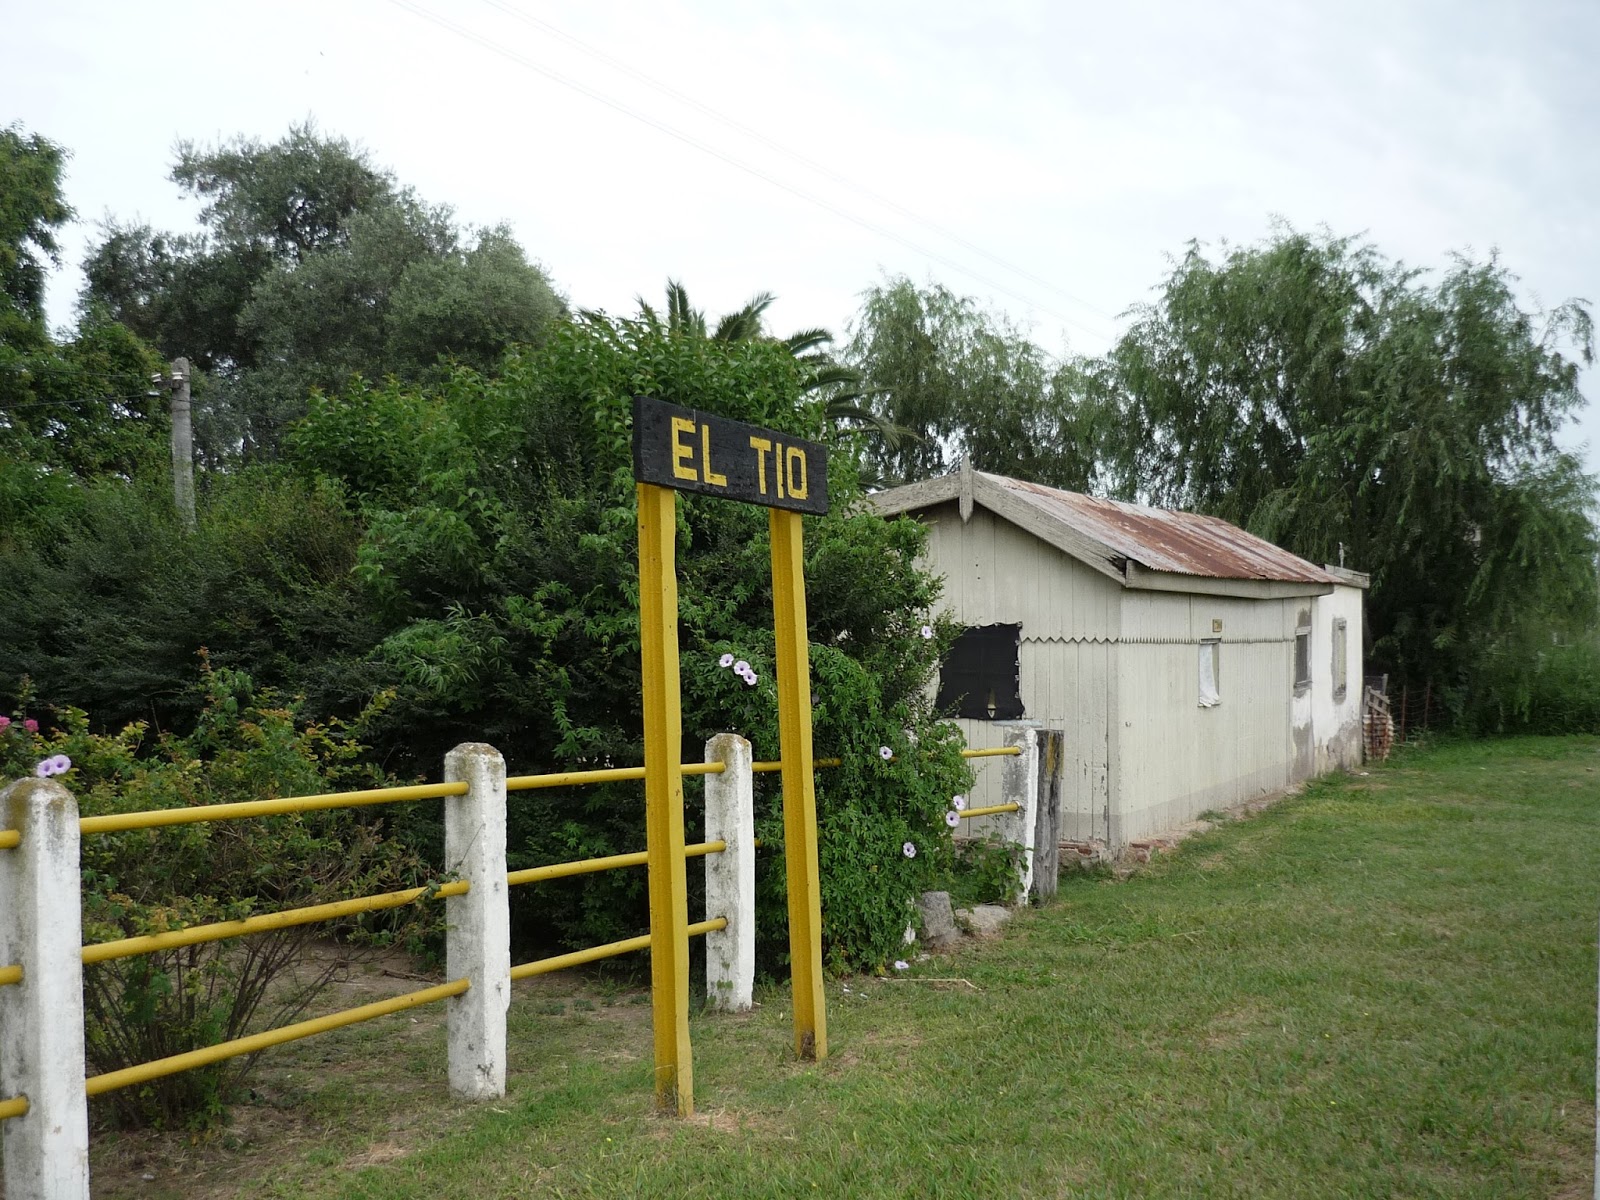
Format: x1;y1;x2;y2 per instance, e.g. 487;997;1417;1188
8;0;1597;467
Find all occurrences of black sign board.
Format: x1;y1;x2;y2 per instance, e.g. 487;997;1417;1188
631;395;828;514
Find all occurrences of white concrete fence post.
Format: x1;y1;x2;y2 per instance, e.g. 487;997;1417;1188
444;743;511;1100
703;733;755;1012
0;777;91;1200
997;724;1041;904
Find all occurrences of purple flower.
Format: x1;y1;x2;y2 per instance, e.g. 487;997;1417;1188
34;761;51;778
878;746;893;761
944;810;961;828
22;719;38;734
951;794;967;811
902;841;916;859
920;624;934;639
893;960;910;971
718;653;735;669
49;754;71;775
733;660;750;676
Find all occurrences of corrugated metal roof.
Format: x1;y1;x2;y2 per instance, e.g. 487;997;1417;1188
989;474;1339;584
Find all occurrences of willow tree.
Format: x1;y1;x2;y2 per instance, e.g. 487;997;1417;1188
845;276;1088;489
1073;227;1597;707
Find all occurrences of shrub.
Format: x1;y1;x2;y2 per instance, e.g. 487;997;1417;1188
1;662;435;1129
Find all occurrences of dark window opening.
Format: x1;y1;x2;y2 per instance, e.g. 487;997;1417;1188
1294;628;1311;691
936;624;1025;720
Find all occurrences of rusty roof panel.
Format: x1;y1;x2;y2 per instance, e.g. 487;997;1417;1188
991;474;1339;584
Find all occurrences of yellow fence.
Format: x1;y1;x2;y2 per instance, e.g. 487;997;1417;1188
0;741;1021;1133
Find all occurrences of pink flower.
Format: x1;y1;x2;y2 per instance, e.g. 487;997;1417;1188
878;746;893;761
0;716;9;729
22;719;38;734
944;810;961;828
902;841;916;859
718;653;735;668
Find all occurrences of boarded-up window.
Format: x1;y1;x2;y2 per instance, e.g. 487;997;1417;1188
1331;618;1348;701
1198;639;1221;707
936;624;1024;720
1294;626;1312;691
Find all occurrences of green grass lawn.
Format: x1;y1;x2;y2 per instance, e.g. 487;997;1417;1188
90;737;1600;1198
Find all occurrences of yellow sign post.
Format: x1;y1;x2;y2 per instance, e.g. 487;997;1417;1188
637;481;693;1114
632;396;831;1113
769;507;827;1060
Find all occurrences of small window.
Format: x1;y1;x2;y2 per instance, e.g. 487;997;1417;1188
1198;639;1221;707
936;624;1024;720
1331;618;1348;701
1293;627;1311;692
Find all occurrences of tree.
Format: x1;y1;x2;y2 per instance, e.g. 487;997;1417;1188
82;123;565;460
0;125;72;331
0;128;166;536
844;277;1089;489
1072;227;1598;706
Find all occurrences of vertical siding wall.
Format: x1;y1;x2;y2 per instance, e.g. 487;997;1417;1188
921;504;1119;843
1115;591;1294;844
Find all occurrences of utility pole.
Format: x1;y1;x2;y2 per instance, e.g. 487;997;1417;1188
168;357;196;531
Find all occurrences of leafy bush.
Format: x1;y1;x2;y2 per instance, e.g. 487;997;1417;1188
946;836;1026;908
289;315;976;972
1463;630;1600;736
2;662;435;1128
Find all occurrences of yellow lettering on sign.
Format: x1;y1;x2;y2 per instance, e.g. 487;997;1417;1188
670;417;697;482
774;441;785;499
701;424;727;487
749;436;772;494
785;446;808;500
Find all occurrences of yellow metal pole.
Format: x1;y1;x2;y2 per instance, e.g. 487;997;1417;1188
769;506;827;1061
637;482;693;1115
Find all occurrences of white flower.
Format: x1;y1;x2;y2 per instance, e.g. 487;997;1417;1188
944;810;961;828
879;746;893;761
920;624;934;639
743;671;759;687
893;960;910;971
718;653;735;668
902;841;916;859
733;659;750;675
951;794;967;811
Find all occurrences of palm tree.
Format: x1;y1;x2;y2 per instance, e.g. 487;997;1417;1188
624;280;909;454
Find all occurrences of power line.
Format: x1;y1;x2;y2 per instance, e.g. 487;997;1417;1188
384;0;1115;351
473;0;1121;331
0;393;156;414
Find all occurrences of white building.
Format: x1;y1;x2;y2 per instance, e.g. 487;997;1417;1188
871;462;1368;849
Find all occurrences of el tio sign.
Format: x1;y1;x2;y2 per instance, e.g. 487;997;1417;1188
632;396;828;514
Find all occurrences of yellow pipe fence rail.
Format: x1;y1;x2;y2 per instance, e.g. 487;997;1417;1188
77;780;468;836
85;977;472;1097
512;917;725;982
81;880;472;965
0;748;990;849
958;803;1022;820
0;1096;27;1121
0;964;20;987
